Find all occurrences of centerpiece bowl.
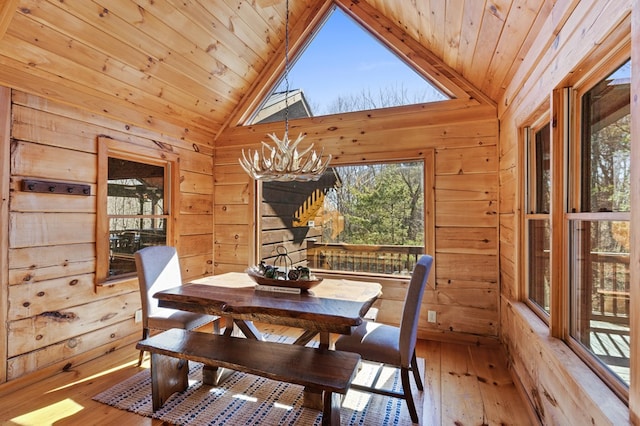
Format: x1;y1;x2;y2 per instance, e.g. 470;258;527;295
246;267;323;291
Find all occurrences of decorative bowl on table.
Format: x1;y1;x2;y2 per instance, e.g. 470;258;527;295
246;266;323;291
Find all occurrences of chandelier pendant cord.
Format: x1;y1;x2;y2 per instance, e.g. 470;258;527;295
238;0;332;182
284;0;290;139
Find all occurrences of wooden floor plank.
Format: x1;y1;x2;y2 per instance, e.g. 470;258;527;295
418;339;442;425
440;342;487;425
469;344;536;426
0;324;534;425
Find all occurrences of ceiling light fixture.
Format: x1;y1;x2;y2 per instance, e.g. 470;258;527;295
239;0;331;182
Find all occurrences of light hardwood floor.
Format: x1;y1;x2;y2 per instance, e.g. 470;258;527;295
0;324;536;425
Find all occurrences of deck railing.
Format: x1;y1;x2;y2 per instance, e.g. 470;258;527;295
591;251;630;325
306;241;423;276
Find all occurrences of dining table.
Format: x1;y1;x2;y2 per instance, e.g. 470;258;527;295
153;271;382;409
155;271;382;347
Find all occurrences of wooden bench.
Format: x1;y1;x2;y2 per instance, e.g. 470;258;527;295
136;328;361;426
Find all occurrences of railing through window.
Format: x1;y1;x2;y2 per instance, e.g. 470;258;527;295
306;241;423;276
591;252;630;325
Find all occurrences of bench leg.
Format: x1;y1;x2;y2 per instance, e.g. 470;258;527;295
150;353;188;411
322;391;342;426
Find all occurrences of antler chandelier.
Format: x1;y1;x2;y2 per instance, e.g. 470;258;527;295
238;0;331;182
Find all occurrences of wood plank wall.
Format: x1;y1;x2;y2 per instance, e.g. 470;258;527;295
3;90;214;384
498;0;632;424
215;99;500;343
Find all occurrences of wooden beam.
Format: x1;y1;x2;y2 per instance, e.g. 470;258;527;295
0;85;9;383
0;0;18;41
629;1;640;422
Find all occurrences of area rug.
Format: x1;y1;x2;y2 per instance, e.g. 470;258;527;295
94;356;424;425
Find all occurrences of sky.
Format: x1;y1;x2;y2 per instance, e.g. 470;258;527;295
274;7;446;116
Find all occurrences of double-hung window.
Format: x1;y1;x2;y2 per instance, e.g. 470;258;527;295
525;121;551;316
525;58;631;400
96;137;179;285
568;59;631;395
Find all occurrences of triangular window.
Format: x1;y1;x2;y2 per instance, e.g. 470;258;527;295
250;6;449;124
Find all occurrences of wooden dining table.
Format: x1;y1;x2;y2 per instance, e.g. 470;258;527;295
154;271;382;349
153;271;382;409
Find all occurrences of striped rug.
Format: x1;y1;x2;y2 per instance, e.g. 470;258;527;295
93;357;423;425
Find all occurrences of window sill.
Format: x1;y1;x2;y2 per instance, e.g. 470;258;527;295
96;275;138;289
505;300;628;425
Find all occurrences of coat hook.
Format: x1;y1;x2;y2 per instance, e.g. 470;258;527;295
21;179;91;196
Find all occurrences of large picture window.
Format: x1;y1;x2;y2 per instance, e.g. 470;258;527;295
259;161;426;276
96;137;179;285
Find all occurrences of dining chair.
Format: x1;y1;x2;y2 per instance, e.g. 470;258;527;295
334;254;433;423
134;245;219;366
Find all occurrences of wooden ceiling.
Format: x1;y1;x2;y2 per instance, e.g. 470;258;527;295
0;0;552;145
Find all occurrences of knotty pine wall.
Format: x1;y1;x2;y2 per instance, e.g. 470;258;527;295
497;1;632;424
215;99;500;343
3;89;214;383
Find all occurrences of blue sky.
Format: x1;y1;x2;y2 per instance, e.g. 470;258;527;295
275;8;445;115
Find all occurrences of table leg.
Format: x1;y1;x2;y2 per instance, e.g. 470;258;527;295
203;317;235;386
202;364;235;386
203;318;264;386
234;319;263;340
302;331;333;410
293;330;318;346
303;388;324;411
319;331;330;349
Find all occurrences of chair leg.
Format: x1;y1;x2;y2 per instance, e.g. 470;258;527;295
137;327;149;366
410;350;423;390
401;367;419;424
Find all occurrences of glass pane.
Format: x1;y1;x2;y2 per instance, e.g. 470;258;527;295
570;219;630;386
260;161;424;276
107;157;166;278
109;218;167;277
527;219;550;314
108;158;165;215
252;8;448;124
581;60;631;212
534;123;551;213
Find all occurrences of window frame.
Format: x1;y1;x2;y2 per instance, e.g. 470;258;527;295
523;119;552;321
564;55;631;400
96;136;180;286
521;50;631;402
253;151;435;283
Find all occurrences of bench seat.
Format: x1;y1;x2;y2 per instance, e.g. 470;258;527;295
136;328;361;426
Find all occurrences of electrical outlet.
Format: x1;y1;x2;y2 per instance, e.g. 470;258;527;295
135;309;143;323
427;310;436;323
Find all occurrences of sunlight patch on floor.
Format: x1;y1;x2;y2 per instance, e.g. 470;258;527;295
49;360;142;393
233;393;258;402
342;363;398;412
10;398;83;425
273;401;294;410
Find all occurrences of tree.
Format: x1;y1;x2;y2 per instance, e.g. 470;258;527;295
324;162;424;246
319;82;444;115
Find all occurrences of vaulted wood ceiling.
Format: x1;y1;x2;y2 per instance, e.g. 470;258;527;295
0;0;552;145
